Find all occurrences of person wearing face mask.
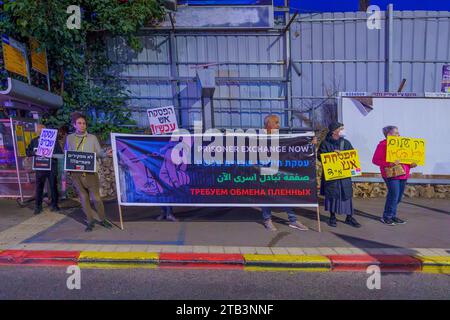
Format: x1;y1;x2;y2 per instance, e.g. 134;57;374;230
372;126;417;226
317;122;361;228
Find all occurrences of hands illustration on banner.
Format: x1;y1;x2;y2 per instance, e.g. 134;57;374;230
117;141;163;196
158;142;190;189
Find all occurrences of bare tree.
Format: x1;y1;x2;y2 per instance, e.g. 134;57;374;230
359;0;370;11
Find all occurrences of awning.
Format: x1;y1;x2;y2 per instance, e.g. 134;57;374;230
0;77;63;112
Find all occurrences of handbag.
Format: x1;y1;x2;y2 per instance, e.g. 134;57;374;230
384;164;406;178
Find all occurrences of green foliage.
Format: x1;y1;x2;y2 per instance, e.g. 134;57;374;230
0;0;165;142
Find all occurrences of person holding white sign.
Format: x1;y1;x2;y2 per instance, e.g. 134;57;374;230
65;112;113;232
26;124;63;214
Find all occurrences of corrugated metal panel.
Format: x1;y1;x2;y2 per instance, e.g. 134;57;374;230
291;10;450;128
107;31;287;130
291;11;387;128
392;11;450;93
106;10;450;130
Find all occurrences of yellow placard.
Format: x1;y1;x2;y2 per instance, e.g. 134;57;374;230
386;136;425;166
2;40;28;78
24;131;32;147
15;125;24;138
17;141;26;157
320;149;362;181
30;38;48;75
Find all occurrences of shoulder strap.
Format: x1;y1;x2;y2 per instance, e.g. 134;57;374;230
339;139;345;151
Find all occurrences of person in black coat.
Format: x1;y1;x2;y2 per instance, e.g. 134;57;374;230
26;124;63;214
317;122;361;228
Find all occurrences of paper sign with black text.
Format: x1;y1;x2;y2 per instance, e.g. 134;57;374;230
147;106;178;135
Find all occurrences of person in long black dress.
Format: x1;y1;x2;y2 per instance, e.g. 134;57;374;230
317;122;361;228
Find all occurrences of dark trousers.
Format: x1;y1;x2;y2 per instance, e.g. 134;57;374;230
383;178;407;219
35;170;59;209
161;206;173;216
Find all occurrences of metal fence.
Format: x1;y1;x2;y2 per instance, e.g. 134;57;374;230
106;6;450;131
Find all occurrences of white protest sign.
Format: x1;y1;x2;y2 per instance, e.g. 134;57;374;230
36;128;58;158
147;106;178;135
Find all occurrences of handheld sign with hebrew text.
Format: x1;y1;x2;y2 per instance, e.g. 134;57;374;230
32;148;51;171
64;151;96;173
147;106;178;135
36;128;58;158
386;136;425;166
321;149;362;181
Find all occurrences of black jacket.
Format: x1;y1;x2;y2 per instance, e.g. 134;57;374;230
26;136;63;171
317;134;354;200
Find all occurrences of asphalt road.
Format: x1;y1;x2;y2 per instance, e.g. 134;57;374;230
0;266;449;300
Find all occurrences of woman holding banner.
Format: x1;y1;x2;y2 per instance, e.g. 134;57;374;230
372;126;417;226
318;122;361;228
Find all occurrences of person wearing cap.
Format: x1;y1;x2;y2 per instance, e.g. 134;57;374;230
317;122;361;228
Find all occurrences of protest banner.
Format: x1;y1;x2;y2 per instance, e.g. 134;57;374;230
386;136;425;166
111;132;320;230
320;149;362;181
64;151;96;173
147;106;178;135
36;128;58;158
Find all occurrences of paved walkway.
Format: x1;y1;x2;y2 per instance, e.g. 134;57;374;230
0;198;449;257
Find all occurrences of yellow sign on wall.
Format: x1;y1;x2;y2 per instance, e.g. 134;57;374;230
386;136;426;166
30;38;49;75
24;131;32;148
2;36;28;78
321;149;362;181
15;125;26;157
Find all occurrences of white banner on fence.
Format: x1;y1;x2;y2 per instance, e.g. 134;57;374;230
36;128;58;158
147;106;178;135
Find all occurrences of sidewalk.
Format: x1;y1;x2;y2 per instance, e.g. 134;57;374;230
0;198;449;273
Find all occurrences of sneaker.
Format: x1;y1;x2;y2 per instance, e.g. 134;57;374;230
33;207;42;215
263;219;277;231
344;216;361;228
380;217;396;226
166;214;178;222
100;220;113;229
85;222;95;232
156;214;165;221
50;205;61;212
328;215;337;227
392;217;406;225
288;221;309;231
